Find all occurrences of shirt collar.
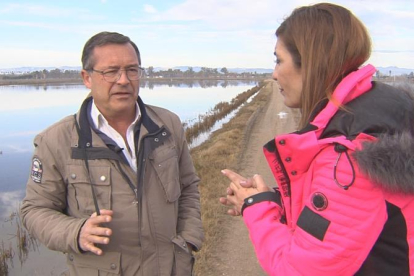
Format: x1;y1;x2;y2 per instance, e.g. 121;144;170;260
91;99;141;130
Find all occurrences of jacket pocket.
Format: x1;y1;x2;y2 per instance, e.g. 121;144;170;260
171;235;194;276
66;251;121;276
67;165;111;216
150;146;181;202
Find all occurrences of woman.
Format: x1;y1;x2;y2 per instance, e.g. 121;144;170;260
220;3;414;275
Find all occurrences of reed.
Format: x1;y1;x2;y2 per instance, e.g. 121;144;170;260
0;241;13;276
185;82;265;144
0;207;39;276
14;211;38;266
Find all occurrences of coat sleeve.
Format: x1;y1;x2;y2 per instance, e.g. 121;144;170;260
20;133;86;254
243;144;387;275
174;118;204;251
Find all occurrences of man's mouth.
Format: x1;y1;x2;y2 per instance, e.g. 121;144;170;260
112;91;131;96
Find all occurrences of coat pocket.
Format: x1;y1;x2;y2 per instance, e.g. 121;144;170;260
151;146;181;202
67;165;111;216
171;235;195;276
66;251;121;276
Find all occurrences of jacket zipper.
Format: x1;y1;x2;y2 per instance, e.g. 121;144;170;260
136;127;167;276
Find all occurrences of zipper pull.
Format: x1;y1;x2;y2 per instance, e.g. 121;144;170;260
132;188;139;205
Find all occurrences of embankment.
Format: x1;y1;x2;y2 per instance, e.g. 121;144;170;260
191;79;299;275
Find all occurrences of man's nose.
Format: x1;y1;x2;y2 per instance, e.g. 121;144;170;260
117;70;130;84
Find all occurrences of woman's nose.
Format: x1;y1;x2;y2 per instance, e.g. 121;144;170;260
272;68;278;81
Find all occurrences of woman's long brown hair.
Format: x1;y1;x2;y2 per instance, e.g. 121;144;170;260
276;3;371;128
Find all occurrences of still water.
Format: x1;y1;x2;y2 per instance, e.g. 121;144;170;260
0;80;257;275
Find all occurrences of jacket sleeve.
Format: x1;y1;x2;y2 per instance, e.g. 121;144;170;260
243;144;387;275
175;119;204;251
20;133;86;254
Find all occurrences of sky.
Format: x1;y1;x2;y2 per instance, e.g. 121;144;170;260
0;0;413;70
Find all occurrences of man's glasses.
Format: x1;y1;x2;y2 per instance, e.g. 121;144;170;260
90;67;145;83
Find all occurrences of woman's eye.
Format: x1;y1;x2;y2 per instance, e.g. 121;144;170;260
274;59;281;65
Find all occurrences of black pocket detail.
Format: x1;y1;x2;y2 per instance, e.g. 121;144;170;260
297;206;330;241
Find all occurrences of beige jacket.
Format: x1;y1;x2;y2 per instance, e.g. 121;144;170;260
21;96;204;275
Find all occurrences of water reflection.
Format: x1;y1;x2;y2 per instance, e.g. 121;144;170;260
0;80;258;275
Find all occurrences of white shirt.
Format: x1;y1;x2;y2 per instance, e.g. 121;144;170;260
91;100;141;172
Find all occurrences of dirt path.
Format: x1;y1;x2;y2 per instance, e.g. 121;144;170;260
208;81;298;275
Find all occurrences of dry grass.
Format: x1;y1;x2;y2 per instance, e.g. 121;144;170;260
0;241;13;276
185;84;264;144
191;80;273;275
0;209;38;276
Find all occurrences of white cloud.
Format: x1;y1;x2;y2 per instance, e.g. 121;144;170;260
0;0;412;69
4;145;33;153
0;190;25;217
4;131;39;138
145;0;289;29
0;48;81;68
1;3;73;17
144;4;157;14
0;3;105;21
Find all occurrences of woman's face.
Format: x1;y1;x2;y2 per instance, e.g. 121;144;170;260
272;39;302;108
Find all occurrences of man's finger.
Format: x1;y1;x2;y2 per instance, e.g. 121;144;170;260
99;209;114;216
87;234;110;245
88;214;112;226
87;226;112;237
83;242;103;255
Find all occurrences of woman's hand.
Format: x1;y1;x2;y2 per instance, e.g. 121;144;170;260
219;169;271;216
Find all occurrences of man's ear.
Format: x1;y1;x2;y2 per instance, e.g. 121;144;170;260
81;70;92;89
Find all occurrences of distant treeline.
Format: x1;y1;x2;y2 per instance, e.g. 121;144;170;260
145;66;270;79
1;69;80;80
0;66;271;81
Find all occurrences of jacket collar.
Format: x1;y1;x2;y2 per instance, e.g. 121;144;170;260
76;96;162;149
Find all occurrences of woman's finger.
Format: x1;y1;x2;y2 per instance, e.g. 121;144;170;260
221;169;247;188
252;174;272;192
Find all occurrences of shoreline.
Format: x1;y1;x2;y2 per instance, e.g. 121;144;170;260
0;76;267;86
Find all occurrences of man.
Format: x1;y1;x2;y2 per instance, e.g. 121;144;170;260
20;31;204;275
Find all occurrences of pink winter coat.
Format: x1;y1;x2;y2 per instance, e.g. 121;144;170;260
242;65;414;275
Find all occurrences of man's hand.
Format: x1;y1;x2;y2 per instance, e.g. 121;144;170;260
78;209;113;255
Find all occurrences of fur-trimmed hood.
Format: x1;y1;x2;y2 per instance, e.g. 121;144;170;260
354;131;414;194
322;81;414;194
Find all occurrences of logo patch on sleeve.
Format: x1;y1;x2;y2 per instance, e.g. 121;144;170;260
31;157;43;183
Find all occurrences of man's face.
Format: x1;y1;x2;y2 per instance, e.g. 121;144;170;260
81;43;140;119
